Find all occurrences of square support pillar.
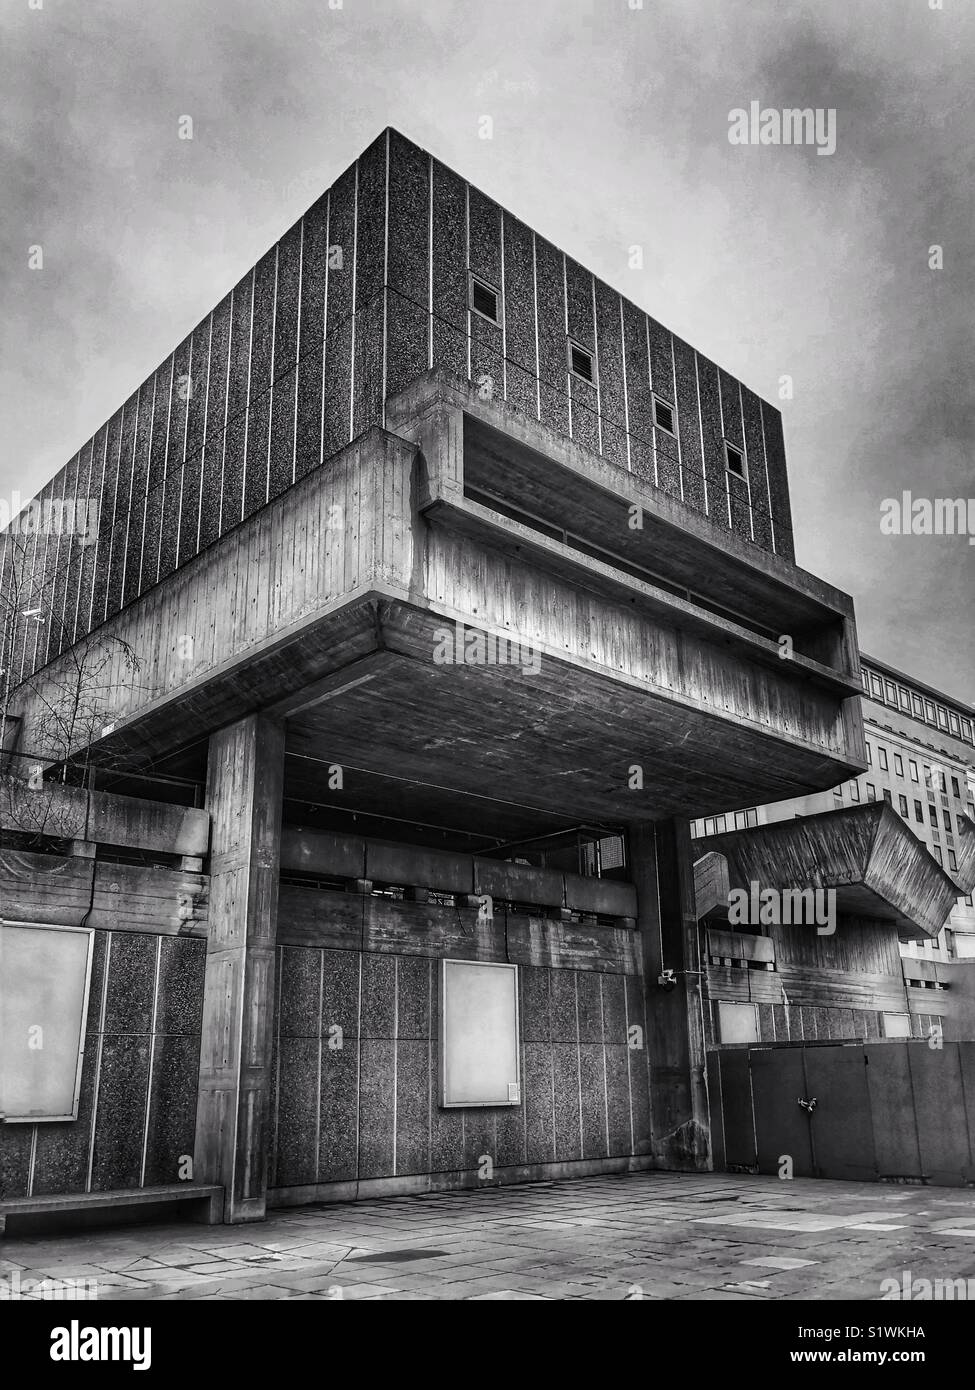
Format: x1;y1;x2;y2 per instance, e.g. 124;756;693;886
629;819;711;1171
194;714;284;1222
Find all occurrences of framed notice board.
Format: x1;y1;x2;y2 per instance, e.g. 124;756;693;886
0;920;95;1123
440;959;521;1107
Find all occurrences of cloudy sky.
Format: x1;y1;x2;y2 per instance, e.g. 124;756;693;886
3;0;972;698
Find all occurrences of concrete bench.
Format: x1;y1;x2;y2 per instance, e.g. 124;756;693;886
0;1183;224;1236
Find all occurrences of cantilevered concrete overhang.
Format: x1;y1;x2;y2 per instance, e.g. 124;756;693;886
696;802;961;940
9;376;866;827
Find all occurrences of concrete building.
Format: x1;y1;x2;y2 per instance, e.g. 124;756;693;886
694;655;974;958
1;127;956;1225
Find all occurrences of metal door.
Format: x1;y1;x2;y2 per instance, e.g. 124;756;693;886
802;1045;877;1181
749;1046;814;1177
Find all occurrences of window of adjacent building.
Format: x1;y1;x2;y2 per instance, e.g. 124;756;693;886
949;712;961;737
937;706;950;731
725;442;746;478
867;783;876;801
951;776;960;798
470;274;500;324
653;396;675;434
962;718;973;743
898;795;909;816
911;693;925;718
882;1012;912;1039
860;670;870;693
925;700;937;723
870;674;884;699
949;849;958;871
833;786;844;802
878;747;889;771
899;687;911;711
910;760;919;782
746;808;758;827
715;814;727;833
865;741;873;765
704;817;716;835
914;800;923;822
929;805;938;826
734;810;747;829
885;680;898;704
933;845;944;866
883;789;892;805
717;1001;759;1045
568;341;595;384
850;781;860;801
894;753;904;777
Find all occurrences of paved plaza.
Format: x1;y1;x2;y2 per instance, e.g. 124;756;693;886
4;1170;975;1301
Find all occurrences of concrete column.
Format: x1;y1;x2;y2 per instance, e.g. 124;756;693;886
629;819;711;1171
194;714;284;1222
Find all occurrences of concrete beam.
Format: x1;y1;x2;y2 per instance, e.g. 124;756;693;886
631;820;711;1171
194;714;284;1222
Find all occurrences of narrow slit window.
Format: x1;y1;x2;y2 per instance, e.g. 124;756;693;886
725;442;746;478
470;275;500;324
568;341;594;383
653;397;675;434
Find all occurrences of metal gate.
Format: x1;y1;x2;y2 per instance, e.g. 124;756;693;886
716;1042;876;1181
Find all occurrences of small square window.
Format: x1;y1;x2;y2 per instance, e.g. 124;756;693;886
470;275;500;324
653;397;675;434
725;442;745;477
568;341;594;383
717;1001;759;1044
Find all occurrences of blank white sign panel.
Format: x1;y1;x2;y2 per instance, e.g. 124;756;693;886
0;922;94;1122
441;960;520;1107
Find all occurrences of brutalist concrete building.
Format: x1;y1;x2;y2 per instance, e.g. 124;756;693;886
2;129;882;1227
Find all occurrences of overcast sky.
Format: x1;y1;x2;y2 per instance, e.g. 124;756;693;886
3;0;972;700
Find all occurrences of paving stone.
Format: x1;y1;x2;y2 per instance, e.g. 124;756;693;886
7;1170;975;1300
